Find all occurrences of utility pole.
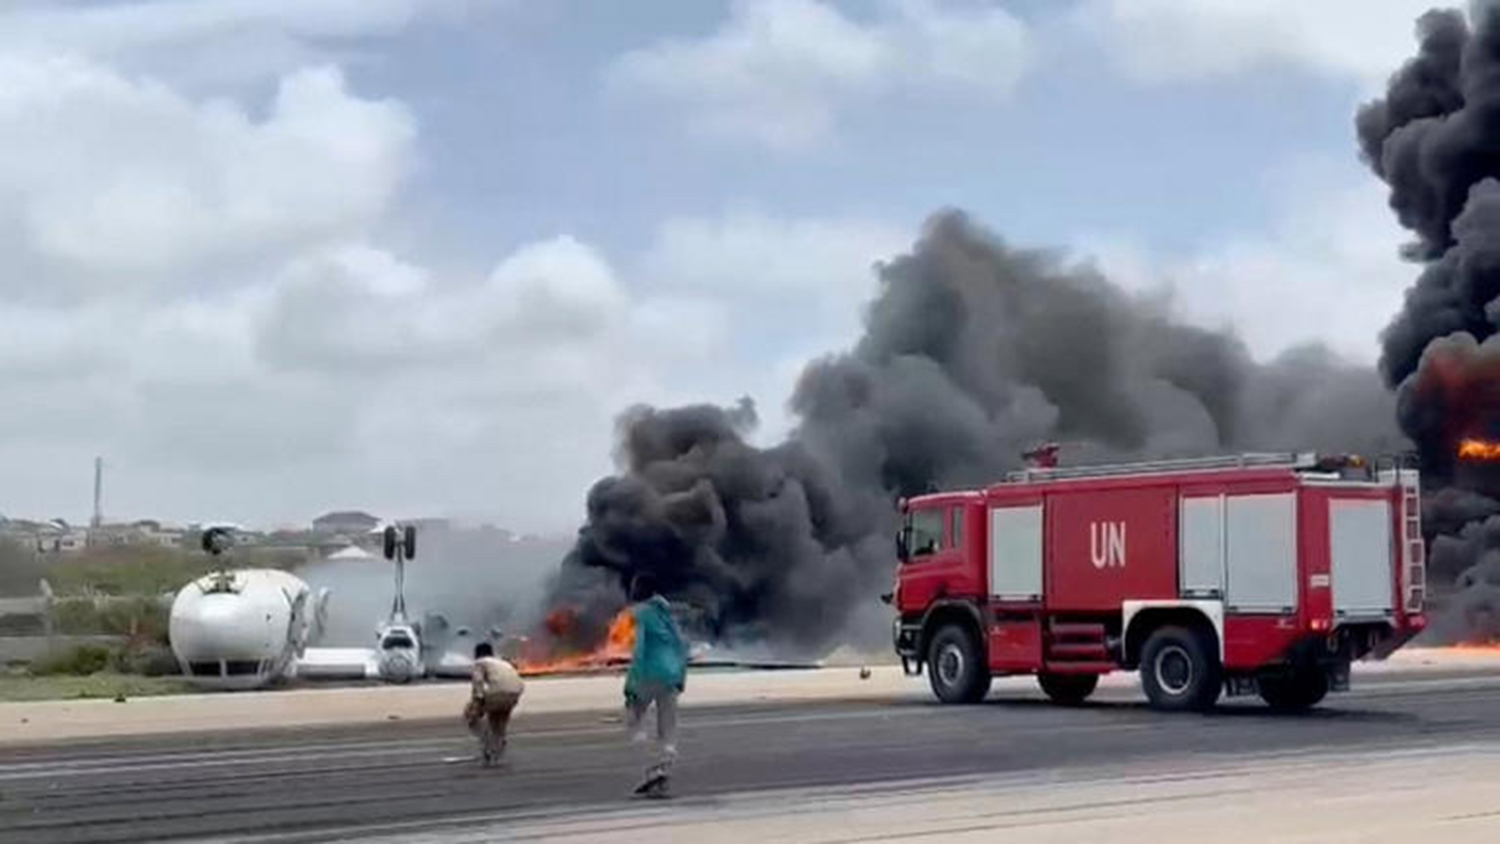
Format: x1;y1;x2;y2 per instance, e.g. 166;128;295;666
91;457;103;529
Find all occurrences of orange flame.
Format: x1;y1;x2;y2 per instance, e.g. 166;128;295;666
606;608;636;652
1448;641;1500;653
1458;438;1500;461
544;607;577;638
517;607;635;677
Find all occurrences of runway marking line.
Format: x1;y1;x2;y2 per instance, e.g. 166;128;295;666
189;739;1500;844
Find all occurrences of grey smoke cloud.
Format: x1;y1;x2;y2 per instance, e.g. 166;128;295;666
1427;515;1500;642
1357;6;1500;262
543;211;1402;657
1359;2;1500;640
1379;182;1500;392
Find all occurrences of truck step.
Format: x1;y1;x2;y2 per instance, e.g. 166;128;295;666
1047;642;1109;660
1048;622;1106;640
1041;661;1115;675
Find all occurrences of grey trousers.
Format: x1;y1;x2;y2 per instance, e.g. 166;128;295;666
470;691;521;764
625;682;679;777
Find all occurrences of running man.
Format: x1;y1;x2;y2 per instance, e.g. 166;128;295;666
623;573;688;798
467;641;524;766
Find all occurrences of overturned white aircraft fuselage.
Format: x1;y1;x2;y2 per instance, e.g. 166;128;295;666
169;568;327;690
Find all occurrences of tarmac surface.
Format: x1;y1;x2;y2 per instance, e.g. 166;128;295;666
3;658;1500;842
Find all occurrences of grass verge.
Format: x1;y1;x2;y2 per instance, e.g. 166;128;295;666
0;671;194;702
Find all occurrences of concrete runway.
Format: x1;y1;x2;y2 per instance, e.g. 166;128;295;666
4;670;1500;843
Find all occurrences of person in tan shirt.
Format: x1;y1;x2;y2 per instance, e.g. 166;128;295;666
466;642;524;766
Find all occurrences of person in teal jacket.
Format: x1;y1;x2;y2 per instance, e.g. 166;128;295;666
623;573;687;798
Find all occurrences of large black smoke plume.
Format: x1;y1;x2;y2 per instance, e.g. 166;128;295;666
543;213;1401;657
1359;2;1500;639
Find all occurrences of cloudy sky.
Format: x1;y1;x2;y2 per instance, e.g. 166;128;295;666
0;0;1442;531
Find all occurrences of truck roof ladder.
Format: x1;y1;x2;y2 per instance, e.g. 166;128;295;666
1396;467;1424;614
1006;452;1319;483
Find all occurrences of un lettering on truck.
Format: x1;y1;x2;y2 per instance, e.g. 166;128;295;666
1045;486;1176;611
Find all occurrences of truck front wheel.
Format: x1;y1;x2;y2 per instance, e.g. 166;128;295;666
1140;626;1221;712
1038;672;1099;705
927;625;991;704
1259;667;1329;712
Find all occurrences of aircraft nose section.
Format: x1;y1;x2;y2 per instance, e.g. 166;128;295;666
379;650;421;683
172;597;249;652
167;569;310;689
169;590;285;670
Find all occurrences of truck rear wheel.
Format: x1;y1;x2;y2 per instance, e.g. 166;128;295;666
1140;626;1221;712
1038;672;1099;705
927;625;991;704
1259;668;1329;712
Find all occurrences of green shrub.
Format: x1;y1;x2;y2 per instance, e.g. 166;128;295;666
31;644;113;677
47;546;217;597
52;597;169;643
11;542;308;601
99;597;170;643
51;599;102;634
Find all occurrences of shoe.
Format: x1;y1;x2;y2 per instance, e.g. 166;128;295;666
632;772;667;797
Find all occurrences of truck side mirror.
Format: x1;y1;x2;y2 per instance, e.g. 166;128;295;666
895;529;910;563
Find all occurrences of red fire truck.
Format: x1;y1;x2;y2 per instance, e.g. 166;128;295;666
889;452;1426;711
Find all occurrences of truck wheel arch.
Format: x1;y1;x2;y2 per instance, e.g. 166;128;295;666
919;600;986;661
1122;600;1223;668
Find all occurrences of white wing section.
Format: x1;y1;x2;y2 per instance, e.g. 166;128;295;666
296;647;380;680
426;650;475;679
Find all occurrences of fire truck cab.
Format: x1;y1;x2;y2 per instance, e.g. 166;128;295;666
891;452;1425;711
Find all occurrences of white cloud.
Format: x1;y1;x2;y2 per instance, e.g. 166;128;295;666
256;236;728;386
609;0;1030;150
0;1;753;534
0;16;701;530
0;54;413;290
0;48;863;531
643;212;907;324
1;248;732;528
0;0;487;85
639;212;910;438
5;0;425;44
1079;165;1412;364
238;234;741;528
228;212;906;524
0;231;739;528
0;305;121;381
485;236;632;341
1081;0;1440;89
255;245;446;374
